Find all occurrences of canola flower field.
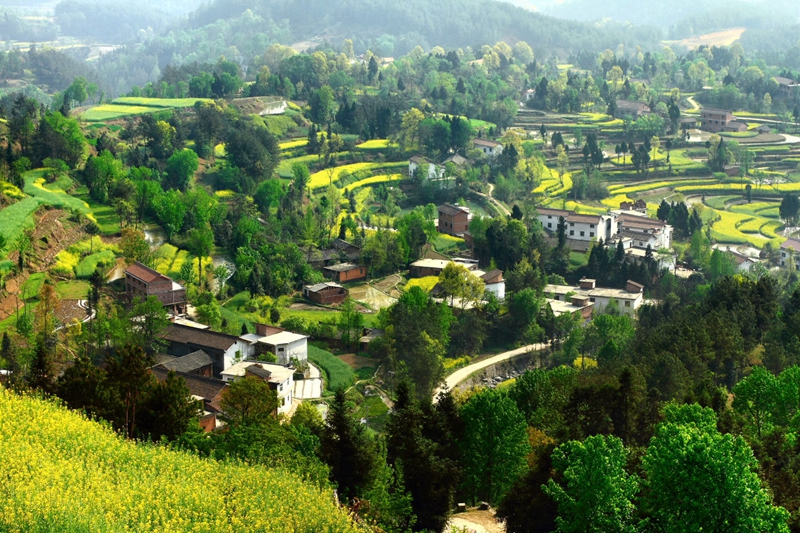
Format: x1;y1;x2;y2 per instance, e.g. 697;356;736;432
0;389;360;533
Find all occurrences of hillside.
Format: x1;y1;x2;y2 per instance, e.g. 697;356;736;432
94;0;662;95
0;388;359;533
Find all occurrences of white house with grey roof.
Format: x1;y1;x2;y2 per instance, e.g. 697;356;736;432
221;362;295;415
545;278;645;316
780;238;800;267
537;207;618;243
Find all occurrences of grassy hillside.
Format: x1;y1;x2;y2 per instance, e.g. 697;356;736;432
0;388;359;533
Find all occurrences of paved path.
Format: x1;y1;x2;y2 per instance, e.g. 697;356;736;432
434;342;546;399
475;183;511;216
294;363;322;399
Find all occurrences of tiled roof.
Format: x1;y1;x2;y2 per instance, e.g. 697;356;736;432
439;203;469;216
125;261;170;284
616;100;649;111
323;262;362;272
305;282;344;293
567;213;603;224
781;238;800;251
158;350;214;373
537;207;571;217
481;269;504;282
473;139;502;147
163;324;241;352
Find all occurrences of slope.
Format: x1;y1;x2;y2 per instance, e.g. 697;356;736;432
0;388;359;533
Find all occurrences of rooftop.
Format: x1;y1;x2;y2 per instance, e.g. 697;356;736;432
538;207;572;217
409;155;430;164
151;367;226;406
481;269;504;282
163;324;242;352
781;238;800;251
545;283;643;300
305;282;345;293
701;107;732;115
438;203;470;216
261;331;308;345
567;213;603;224
125;261;172;285
323;262;363;272
158;350;214;373
616;100;650;110
444;154;469;166
173;318;210;330
547;298;594;316
221;362;294;384
411;258;451;270
473;138;502;147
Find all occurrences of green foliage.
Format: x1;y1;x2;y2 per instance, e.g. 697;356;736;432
307;345;356;391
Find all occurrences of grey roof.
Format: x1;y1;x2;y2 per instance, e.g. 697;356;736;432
246;365;273;379
323;262;363;272
159;350;214;373
616;100;650;111
444;154;469;166
439;203;470;216
305;282;344;293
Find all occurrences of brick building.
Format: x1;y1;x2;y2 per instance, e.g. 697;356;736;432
323;262;367;283
438;204;471;236
125;261;186;314
303;282;348;305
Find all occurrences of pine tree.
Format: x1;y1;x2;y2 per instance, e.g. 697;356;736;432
27;341;55;394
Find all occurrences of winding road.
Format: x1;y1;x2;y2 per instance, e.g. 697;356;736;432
434;342;547;399
476;183;511;216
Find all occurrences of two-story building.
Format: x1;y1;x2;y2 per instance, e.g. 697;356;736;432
125;261;186;314
615;212;673;251
545;278;645;316
472;139;504;157
780;238;800;267
700;108;747;133
162;324;254;376
220;362;295;415
242;322;309;366
537;208;618;243
438;203;471;236
303;282;348;305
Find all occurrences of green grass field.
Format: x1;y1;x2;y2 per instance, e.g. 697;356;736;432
111;97;212;108
307;345;356;391
342;174;403;193
81;104;161;122
0;197;40;256
56;280;89;299
75;250;117;278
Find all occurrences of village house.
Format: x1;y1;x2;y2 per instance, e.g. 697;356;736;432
409;258;480;278
615;211;673;251
443;153;470;167
303;282;348;305
619;199;648;214
438;203;471;236
307;239;361;269
774;76;800;97
472;138;504;157
780;238;800;267
409;155;444;180
220;362;295;415
727;249;757;273
701;108;732;132
246;322;309;366
162;324;253;375
546;294;594;320
545;278;645;316
323;262;367;283
614;100;650;120
124;261;186;314
480;269;506;300
536;207;619;243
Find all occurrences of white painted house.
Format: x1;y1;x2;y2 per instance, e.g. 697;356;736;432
472;139;504;157
240;324;308;366
409;155;444;180
615;211;673;251
545;279;645;316
781;238;800;267
537;207;618;243
220;362;295;415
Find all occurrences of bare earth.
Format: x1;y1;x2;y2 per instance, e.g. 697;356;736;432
447;510;505;533
670;28;746;48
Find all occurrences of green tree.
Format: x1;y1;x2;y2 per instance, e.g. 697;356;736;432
309;86;337;126
105;344;155;439
138;371;200;441
153;190;186;242
219;374;279;427
129;296;170;354
545;435;638;533
187;227;214;288
337;298;364;351
459;388;531;504
733;366;780;439
164;149;199;191
780;194;800;226
27;341;56;394
643;404;790;533
320;388;379;499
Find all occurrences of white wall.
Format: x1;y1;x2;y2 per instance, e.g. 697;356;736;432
275;338;308;365
485;282;506;301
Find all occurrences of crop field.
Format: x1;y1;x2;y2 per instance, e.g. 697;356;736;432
276;154;325;177
0;389;358;533
0;197;40;255
309;162;405;189
730;202;781;218
279;139;308;150
307;345;356;391
355;139;397;151
708;209;782;247
610;179;718;196
111;97;212;108
24;172;94;218
342;173;403;193
75;250;117;278
404;276;439;293
81;104;161;122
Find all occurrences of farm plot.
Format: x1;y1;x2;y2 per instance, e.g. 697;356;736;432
309;162;405;189
342;174;403;193
81;104;161;122
111;97;212;108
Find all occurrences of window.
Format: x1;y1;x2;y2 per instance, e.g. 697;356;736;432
590;232;595;237
624;301;631;307
590;224;595;229
580;231;585;237
548;215;552;219
547;223;552;228
570;230;574;236
569;222;574;226
590;298;595;302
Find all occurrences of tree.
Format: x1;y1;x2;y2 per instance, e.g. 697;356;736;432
780;194;800;226
139;371;200;441
545;435;638;533
27;341;56;394
187;228;214;288
459;388;531;505
119;227;151;265
129;296;170;354
309;86;337;126
643;404;790;533
154;190;186;242
164;149;199;191
220;374;279;427
556;145;569;186
733;366;780;439
104;344;155;439
337;298;364;351
437;263;485;308
321;388;379;499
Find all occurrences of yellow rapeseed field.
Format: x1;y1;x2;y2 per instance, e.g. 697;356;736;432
0;389;360;533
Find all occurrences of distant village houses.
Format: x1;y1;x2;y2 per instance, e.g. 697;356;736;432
125;261;186;315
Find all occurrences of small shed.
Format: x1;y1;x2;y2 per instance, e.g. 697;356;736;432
304;282;348;305
323;262;367;283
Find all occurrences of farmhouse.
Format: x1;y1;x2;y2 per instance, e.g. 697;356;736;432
323;262;367;283
307;239;361;269
124;261;186;314
438;203;471;236
537;208;619;243
774;76;800;97
701;108;735;133
780;238;800;267
220;362;294;415
480;269;506;300
443;154;470;167
472;138;504;157
409;155;444;180
619;199;647;214
546;294;594;320
162;324;253;375
615;212;673;251
409;258;480;278
304;282;348;305
728;249;757;273
614;100;650;119
545;278;645;316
